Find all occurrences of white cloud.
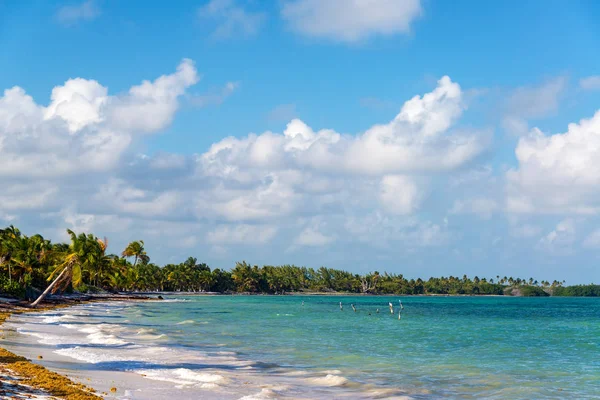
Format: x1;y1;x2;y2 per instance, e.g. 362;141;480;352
106;59;199;133
0;59;198;178
344;213;450;249
502;77;567;136
56;0;100;26
199;0;266;39
379;175;421;215
0;66;487;265
580;76;600;91
200;76;487;180
507;110;600;214
282;0;422;43
207;224;278;245
293;226;335;247
537;219;576;252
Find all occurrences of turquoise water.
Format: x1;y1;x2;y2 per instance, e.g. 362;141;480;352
7;296;600;399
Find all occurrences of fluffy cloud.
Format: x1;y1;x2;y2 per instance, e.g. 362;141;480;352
0;68;488;266
282;0;422;43
507;110;600;214
0;59;198;178
200;76;486;179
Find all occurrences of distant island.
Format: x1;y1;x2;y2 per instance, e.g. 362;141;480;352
1;225;598;303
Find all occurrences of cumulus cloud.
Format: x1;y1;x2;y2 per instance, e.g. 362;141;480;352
282;0;422;43
379;175;421;215
200;76;487;180
0;68;487;265
199;0;266;39
0;59;198;178
56;0;100;26
507;110;600;214
579;76;600;91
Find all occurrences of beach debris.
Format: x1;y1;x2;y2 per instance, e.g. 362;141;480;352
339;302;343;311
37;355;43;359
389;302;394;314
110;387;117;393
351;304;356;312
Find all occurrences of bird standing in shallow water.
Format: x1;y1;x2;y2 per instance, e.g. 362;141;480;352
389;302;394;314
351;304;356;312
339;302;343;311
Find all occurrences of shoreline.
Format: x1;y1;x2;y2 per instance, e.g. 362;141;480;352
0;294;155;399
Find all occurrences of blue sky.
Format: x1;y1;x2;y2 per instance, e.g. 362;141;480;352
1;0;600;283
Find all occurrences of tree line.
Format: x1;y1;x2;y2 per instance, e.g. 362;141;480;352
1;225;599;301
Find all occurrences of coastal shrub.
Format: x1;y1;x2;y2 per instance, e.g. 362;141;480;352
518;285;550;297
0;277;25;298
553;285;600;297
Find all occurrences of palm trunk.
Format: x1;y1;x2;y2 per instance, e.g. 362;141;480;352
30;267;68;308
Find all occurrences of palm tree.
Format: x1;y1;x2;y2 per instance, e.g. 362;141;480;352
122;240;149;267
0;225;21;283
30;230;93;308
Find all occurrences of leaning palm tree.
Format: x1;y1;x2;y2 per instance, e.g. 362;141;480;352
122;240;149;267
30;230;94;308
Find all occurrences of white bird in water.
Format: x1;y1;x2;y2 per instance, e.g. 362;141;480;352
399;300;404;310
376;308;380;314
339;302;343;311
351;304;356;312
301;301;304;307
389;302;394;314
398;310;402;320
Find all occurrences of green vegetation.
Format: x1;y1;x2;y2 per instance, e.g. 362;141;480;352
0;225;596;300
553;285;600;297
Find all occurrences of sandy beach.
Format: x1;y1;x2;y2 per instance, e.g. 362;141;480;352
0;295;154;400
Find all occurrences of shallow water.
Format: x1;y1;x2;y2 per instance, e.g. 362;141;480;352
4;296;600;399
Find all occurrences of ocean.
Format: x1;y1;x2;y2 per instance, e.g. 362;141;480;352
4;295;600;399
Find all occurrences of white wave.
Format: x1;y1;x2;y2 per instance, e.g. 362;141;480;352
42;314;76;324
176;320;195;325
160;299;190;302
136;328;156;334
134;368;228;389
17;330;68;346
306;374;349;387
87;331;130;346
55;347;127;363
238;389;278;399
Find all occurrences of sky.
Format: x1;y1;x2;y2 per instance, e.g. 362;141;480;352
1;0;600;283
